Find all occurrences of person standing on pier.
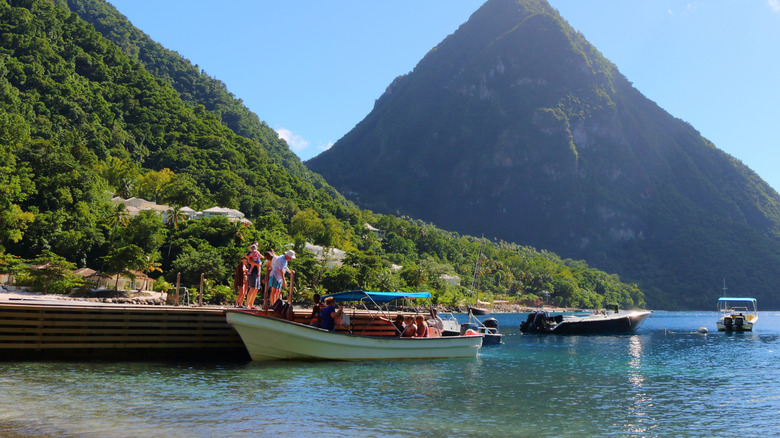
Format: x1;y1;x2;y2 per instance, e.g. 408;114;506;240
260;249;275;309
244;244;263;309
269;249;295;305
233;255;248;307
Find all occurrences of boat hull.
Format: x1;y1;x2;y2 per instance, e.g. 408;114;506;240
551;311;651;334
226;311;482;361
716;315;757;332
468;306;490;316
520;310;651;335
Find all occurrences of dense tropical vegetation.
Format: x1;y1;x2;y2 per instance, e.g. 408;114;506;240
0;0;644;309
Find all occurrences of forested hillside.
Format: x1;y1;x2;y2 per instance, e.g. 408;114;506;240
0;0;644;310
308;0;780;309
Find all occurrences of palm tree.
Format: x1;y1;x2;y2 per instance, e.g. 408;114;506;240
233;221;247;243
164;205;188;259
141;255;163;291
106;204;130;249
164;205;187;229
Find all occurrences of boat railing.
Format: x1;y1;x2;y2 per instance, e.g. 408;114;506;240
720;306;751;313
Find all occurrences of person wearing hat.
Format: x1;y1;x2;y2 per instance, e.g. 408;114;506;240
269;249;296;306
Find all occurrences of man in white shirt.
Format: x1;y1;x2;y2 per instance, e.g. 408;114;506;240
269;249;295;305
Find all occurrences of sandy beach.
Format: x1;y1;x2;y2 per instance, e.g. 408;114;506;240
0;286;166;305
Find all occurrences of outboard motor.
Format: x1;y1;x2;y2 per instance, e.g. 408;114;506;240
723;316;733;330
482;317;499;334
532;311;549;331
460;322;479;336
520;311;549;333
735;315;744;329
519;312;536;333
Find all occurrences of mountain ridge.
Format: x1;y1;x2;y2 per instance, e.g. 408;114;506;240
307;0;780;308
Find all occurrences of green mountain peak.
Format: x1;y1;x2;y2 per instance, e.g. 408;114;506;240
308;0;780;308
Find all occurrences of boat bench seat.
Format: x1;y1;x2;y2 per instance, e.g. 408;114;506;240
288;313;397;336
342;319;398;337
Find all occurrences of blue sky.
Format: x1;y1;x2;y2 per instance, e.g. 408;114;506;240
108;0;780;191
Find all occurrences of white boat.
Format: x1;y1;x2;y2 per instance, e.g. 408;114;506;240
716;297;758;332
226;291;482;361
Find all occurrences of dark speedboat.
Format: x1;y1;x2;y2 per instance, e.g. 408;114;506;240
519;305;651;335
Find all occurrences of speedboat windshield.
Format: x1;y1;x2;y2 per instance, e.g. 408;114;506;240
717;297;757;312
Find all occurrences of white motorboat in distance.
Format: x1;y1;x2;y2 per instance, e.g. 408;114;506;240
226;291;482;361
716;297;758;332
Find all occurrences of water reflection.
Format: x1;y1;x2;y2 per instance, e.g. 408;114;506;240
625;334;654;436
2;313;780;436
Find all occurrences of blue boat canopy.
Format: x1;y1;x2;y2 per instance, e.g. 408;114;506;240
323;290;431;304
717;297;757;302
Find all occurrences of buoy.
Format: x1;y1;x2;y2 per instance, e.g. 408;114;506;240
697;327;708;334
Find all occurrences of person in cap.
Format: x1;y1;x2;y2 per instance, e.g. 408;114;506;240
269;249;296;305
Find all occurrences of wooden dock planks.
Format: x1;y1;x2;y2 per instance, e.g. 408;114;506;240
0;301;248;360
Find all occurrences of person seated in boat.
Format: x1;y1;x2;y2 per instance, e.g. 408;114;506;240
393;314;405;336
401;315;417;338
428;308;444;331
309;293;324;327
415;315;429;338
320;297;342;331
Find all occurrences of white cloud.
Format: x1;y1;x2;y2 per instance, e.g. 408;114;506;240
770;0;780;12
318;141;334;152
668;3;702;15
276;128;309;153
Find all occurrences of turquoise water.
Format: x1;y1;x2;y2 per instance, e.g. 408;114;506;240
1;311;779;437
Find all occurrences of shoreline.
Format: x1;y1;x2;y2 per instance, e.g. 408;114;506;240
0;288;580;313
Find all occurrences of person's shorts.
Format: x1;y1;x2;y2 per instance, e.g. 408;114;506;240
247;273;261;290
269;276;282;290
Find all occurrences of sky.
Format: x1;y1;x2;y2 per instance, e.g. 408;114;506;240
107;0;780;191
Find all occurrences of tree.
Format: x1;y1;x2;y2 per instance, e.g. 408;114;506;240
106;203;130;249
164;205;188;230
170;245;227;286
320;265;360;294
0;113;35;247
28;250;77;294
290;208;324;241
141;254;163;277
375;269;401;292
400;263;429;291
97;157;139;198
136;168;175;203
161;173;204;209
101;245;147;291
0;251;26;281
122;210;167;254
164;205;188;259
